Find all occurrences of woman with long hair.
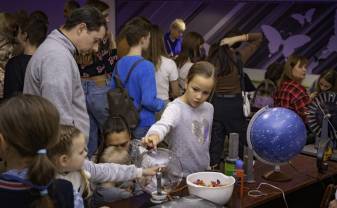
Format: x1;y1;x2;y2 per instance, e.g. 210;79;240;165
175;32;205;93
207;32;262;167
145;25;179;105
273;54;310;121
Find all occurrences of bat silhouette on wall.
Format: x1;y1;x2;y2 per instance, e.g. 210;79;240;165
261;24;311;58
291;8;316;26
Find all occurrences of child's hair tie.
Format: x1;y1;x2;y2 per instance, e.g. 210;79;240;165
37;149;47;155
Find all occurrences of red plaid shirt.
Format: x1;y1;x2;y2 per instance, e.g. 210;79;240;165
273;80;310;122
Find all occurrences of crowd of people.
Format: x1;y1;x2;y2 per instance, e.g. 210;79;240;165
0;0;337;207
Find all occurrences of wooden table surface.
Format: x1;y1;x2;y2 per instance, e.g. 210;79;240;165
106;154;337;208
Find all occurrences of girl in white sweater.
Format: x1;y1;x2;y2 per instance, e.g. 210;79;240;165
143;61;215;176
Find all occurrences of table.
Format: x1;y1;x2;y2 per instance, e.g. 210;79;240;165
106;154;337;208
230;154;337;208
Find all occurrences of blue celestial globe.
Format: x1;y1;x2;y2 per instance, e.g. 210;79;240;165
247;107;307;165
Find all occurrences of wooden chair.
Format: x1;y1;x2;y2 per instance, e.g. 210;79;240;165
320;184;337;208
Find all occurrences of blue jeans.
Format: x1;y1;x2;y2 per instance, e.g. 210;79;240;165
82;80;110;158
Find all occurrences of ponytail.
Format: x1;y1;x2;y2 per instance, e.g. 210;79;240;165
0;95;60;208
29;149;56;208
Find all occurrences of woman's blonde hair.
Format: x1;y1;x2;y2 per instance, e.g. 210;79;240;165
99;146;130;164
170;19;186;31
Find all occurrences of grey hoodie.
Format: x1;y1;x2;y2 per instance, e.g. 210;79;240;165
24;29;89;139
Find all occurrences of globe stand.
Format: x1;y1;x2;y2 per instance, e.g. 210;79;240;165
263;165;291;182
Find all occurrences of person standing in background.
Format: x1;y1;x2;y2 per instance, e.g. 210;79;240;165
207;32;263;166
145;25;179;108
273;54;310;122
24;7;107;140
164;19;186;59
110;18;164;140
4;11;48;98
77;0;118;158
0;12;20;101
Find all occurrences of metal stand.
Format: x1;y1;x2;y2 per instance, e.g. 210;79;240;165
263;165;292;182
150;170;168;204
317;115;332;173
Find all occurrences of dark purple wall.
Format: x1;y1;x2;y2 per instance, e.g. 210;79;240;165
0;0;86;31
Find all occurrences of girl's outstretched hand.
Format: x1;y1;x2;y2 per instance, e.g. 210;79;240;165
142;134;160;150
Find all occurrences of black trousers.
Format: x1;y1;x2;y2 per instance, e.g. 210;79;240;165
210;94;246;166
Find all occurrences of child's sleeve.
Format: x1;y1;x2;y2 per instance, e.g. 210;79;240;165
83;160;142;183
146;102;181;142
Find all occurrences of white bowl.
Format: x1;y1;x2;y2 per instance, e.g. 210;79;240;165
186;172;235;205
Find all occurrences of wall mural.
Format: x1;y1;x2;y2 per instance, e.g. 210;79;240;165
261;24;311;58
117;1;337;75
291;8;316;27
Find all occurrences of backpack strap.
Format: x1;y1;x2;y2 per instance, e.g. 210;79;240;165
114;58;145;87
112;58;145;113
124;58;145;85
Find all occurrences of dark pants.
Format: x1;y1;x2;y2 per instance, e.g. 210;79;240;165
210;94;246;166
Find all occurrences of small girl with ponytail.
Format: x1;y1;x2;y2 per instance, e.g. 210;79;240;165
0;95;74;208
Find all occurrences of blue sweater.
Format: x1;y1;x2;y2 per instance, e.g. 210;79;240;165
110;55;164;127
164;32;183;56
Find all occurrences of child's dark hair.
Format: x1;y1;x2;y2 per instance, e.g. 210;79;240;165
120;17;152;47
175;31;205;68
48;125;82;157
207;44;238;77
0;95;60;208
22;17;48;47
265;62;284;85
186;61;215;83
317;68;337;92
117;16;151;42
29;10;49;26
95;116;131;162
144;24;167;71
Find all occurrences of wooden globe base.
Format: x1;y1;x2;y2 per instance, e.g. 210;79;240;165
263;170;292;182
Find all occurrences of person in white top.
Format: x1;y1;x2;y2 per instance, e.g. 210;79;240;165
146;25;180;103
175;32;205;93
142;61;215;176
